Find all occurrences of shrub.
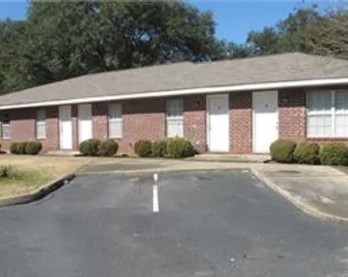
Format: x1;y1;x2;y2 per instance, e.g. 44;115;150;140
10;142;19;154
152;140;168;157
25;141;42;155
320;142;348;166
16;142;28;155
167;137;195;158
293;141;320;165
99;139;118;157
134;140;153;157
79;139;101;156
270;138;297;163
0;165;17;178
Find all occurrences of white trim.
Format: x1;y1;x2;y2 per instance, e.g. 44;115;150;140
331;90;335;136
108;102;123;139
206;94;229;152
206;96;210;150
306;89;348;137
2;78;348;110
59;105;73;150
78;103;93;143
252;90;279;153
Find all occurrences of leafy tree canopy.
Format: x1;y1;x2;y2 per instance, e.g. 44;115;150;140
1;2;348;95
0;0;224;94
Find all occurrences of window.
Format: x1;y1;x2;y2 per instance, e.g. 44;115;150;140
307;90;348;137
1;111;10;139
166;99;183;137
108;103;122;138
36;109;46;139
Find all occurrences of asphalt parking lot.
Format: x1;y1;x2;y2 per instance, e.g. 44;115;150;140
1;170;348;277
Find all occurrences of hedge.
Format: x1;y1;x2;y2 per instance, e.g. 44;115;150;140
134;140;153;157
152;140;168;157
320;142;348;166
293;141;320;165
98;139;118;157
167;138;195;158
270;138;297;163
79;139;101;156
10;141;42;155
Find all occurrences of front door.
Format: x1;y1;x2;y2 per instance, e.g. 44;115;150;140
207;94;229;152
78;104;93;143
253;91;278;153
59;105;73;150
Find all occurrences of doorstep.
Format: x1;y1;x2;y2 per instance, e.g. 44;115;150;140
42;150;81;157
188;153;271;163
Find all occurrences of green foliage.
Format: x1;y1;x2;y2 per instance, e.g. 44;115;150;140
25;141;42;155
134;140;153;157
247;9;320;55
0;1;221;94
10;142;19;154
0;165;17;178
10;141;42;155
270;138;297;163
212;40;255;60
152;140;168;157
293;141;320;164
16;142;28;155
98;139;118;157
320;142;348;166
79;139;101;156
167;138;195;159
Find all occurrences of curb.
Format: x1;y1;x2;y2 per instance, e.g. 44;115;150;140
0;174;75;208
250;168;348;223
77;167;249;176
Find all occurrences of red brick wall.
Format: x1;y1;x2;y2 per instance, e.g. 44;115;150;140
120;98;166;153
6;87;346;155
0;108;36;152
183;95;206;153
278;88;306;141
93;102;108;141
44;106;59;151
230;92;252;153
0;107;60;152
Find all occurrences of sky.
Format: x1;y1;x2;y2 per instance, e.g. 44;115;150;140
0;0;331;43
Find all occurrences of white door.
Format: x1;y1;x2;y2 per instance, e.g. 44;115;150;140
253;91;278;153
207;94;229;152
78;104;93;143
59;105;73;150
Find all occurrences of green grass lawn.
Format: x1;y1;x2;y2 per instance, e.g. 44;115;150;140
0;155;93;199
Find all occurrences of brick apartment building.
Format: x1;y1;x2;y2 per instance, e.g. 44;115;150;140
0;53;348;154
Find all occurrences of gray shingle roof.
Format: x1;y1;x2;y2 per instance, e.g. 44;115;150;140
1;52;348;108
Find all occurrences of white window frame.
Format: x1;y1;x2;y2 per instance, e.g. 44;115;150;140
108;103;122;138
166;98;184;138
307;90;348;138
36;108;46;139
1;111;11;140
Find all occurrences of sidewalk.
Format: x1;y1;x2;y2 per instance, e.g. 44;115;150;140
80;158;348;222
252;164;348;222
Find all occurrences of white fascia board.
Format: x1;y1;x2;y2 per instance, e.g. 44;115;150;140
1;77;348;110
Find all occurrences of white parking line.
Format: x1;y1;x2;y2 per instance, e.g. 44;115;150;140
153;173;159;213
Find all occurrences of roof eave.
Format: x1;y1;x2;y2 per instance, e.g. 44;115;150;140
1;77;348;111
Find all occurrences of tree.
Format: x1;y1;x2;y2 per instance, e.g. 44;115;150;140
0;20;26;92
307;10;348;59
212;40;254;60
0;0;220;93
247;8;321;55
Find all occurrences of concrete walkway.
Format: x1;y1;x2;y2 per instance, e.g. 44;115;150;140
253;164;348;222
79;158;348;222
